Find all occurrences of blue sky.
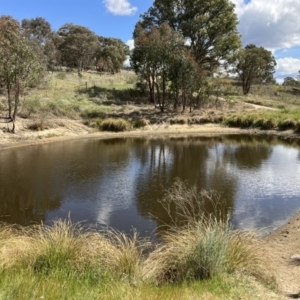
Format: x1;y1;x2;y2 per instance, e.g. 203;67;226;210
0;0;152;42
1;0;300;83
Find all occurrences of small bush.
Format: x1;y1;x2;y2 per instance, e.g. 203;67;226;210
28;120;44;131
132;118;150;128
22;97;42;117
98;118;132;132
278;119;296;130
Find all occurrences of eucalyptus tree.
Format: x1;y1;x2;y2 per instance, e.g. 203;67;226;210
138;0;241;72
168;47;204;111
131;23;186;110
96;37;130;74
56;23;98;73
21;17;52;44
233;44;277;95
0;16;45;132
21;17;60;71
282;77;299;87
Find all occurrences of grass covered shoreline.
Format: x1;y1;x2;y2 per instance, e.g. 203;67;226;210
0;180;278;299
0;219;277;300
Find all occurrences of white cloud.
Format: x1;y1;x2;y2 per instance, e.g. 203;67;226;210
231;0;300;50
126;39;134;50
123;39;134;67
276;57;300;77
103;0;137;16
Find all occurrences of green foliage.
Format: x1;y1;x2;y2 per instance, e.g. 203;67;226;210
282;76;300;87
22;96;42;117
232;45;277;95
224;109;300;132
132;0;240;110
139;0;241;71
96;37;130;74
56;23;98;74
21;17;52;44
0;16;45;132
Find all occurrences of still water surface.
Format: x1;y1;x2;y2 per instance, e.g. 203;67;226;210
1;135;300;236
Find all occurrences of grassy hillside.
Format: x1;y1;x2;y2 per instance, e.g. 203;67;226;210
1;70;300;134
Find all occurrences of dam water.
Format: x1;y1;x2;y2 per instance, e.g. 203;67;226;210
1;135;300;236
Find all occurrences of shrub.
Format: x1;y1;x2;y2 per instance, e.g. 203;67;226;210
278;119;296;131
28;120;44;131
98;118;132;132
132;118;150;128
22;97;42;117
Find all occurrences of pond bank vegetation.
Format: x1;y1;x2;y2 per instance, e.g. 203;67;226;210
0;180;278;299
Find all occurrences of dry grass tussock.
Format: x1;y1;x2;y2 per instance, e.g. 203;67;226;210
0;219;145;282
142;179;276;286
0;179;276;291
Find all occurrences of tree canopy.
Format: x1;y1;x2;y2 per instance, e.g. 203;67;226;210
21;17;52;44
96;37;130;74
137;0;241;72
232;44;277;95
131;0;241;110
282;76;299;87
56;23;99;73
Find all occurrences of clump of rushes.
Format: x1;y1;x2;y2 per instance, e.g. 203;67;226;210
132;118;150;129
97;118;132;132
142;179;275;286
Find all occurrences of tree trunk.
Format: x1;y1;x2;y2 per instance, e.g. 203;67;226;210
11;83;20;134
148;78;155;104
6;77;12;119
155;82;163;112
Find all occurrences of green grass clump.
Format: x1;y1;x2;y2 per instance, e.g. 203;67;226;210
143;217;269;284
142;179;274;286
224;109;300;131
97;118;132;132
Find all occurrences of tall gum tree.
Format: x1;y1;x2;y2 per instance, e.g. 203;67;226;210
131;23;186;110
138;0;241;72
56;23;98;74
21;17;59;71
0;16;44;133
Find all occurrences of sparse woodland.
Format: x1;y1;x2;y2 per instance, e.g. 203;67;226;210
0;1;300;134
